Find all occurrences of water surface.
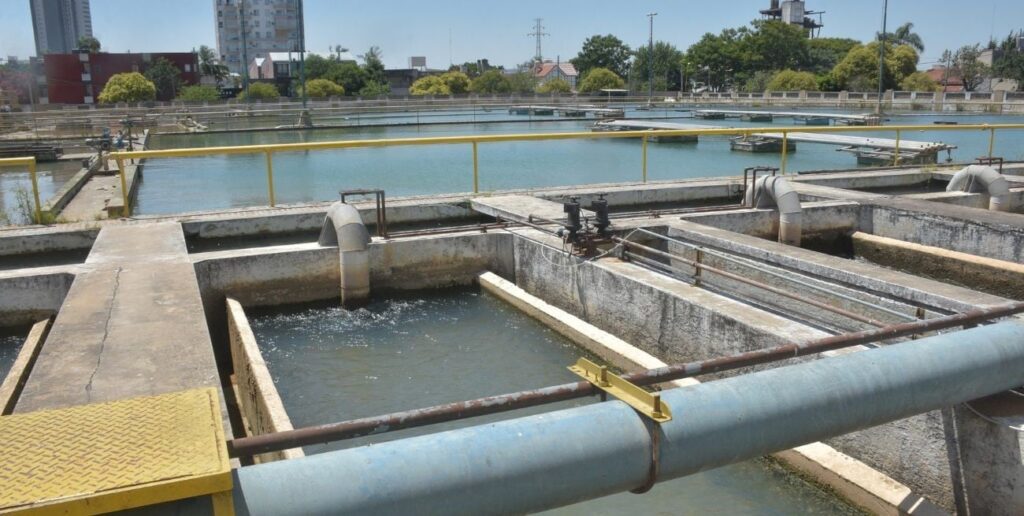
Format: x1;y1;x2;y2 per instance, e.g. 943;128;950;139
249;288;859;514
137;110;1024;215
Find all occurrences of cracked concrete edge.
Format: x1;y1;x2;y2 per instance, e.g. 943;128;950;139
226;298;304;462
83;266;121;403
0;317;53;415
477;270;949;516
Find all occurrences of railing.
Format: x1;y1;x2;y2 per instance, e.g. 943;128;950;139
0;157;41;223
3;123;1024;224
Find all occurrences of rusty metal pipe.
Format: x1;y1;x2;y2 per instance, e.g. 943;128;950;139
614;237;887;327
227;301;1024;458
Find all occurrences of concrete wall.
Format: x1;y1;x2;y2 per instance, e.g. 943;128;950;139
0;318;51;414
868;203;1024;263
227;298;303;463
853;232;1024;300
0;271;75;326
676;202;861;241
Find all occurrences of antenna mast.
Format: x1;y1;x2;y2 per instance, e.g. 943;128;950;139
528;18;549;62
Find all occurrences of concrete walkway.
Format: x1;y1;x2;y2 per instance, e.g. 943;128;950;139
13;222;222;418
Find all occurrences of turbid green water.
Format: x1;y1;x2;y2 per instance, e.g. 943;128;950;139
0;328;27;383
0;160;81;224
135;109;1024;215
249;288;859;514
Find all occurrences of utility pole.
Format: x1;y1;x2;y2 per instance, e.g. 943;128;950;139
647;12;657;102
297;0;307;108
876;0;888;115
240;0;250;101
528;18;549;63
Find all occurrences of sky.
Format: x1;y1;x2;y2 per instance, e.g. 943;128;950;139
1;0;1022;69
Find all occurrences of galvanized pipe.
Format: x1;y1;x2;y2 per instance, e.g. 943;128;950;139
231;321;1024;515
634;228;917;322
226;302;1024;458
613;237;886;327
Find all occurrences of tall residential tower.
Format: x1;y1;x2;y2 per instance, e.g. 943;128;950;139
29;0;93;55
214;0;303;74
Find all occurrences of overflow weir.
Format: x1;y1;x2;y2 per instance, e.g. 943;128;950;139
2;125;1024;514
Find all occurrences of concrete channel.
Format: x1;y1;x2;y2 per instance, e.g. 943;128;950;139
1;162;1024;514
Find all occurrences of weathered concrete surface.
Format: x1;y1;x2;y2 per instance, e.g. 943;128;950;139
227;298;302;463
660;219;1007;313
676;201;861;241
471;195;593;224
853;231;1024;299
511;230;827;367
0;227;97;256
0;269;75;326
0;317;51;414
868;198;1024;262
13;223;223;425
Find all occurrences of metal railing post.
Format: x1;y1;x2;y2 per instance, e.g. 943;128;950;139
988;127;996;158
642;133;649;183
780;131;789;175
28;159;42;224
265;151;276;207
893;128;901;166
472;142;480;194
116;158;130;217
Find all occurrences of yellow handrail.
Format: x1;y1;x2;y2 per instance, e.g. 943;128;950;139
0;156;42;224
8;122;1019;220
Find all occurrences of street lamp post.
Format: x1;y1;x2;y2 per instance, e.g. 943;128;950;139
877;0;889;114
647;12;657;103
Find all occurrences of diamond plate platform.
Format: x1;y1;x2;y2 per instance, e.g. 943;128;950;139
0;388;232;515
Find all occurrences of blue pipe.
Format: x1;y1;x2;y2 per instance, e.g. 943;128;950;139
231;320;1024;515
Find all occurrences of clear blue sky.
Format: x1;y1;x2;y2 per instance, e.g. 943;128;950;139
2;1;1022;68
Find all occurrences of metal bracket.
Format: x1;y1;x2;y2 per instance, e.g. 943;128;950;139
569;358;672;423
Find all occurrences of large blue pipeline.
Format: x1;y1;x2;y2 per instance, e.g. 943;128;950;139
229;320;1024;515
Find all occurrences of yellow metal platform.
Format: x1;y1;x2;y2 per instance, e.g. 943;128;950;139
0;388;232;515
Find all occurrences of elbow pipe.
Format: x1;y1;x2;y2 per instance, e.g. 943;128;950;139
946;165;1012;212
744;176;802;246
319;202;371;308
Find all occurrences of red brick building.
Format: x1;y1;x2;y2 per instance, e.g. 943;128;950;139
42;52;199;104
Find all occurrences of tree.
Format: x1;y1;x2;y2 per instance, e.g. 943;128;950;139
98;72;156;103
740;20;811;74
144;57;182;100
177;84;221;102
507;72;538;94
236;82;280;100
410;75;450;95
360;46;386;85
632;41;684;91
743;71;774;93
197;45;229;84
830;42;918;91
685;29;746;91
571;35;632;78
577;68;625;93
807;38;860;74
304;78;345;98
953;44;991;91
440;71;471;94
767;70;819;91
358;81;390;97
993;35;1024;83
879;22;924;53
899;71;940;92
325;61;367;95
0;63;33;104
537;78;571;94
304;54;332;81
77;36;100;53
470;70;511;94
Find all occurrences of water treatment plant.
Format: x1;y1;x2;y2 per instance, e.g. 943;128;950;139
3;91;1024;515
